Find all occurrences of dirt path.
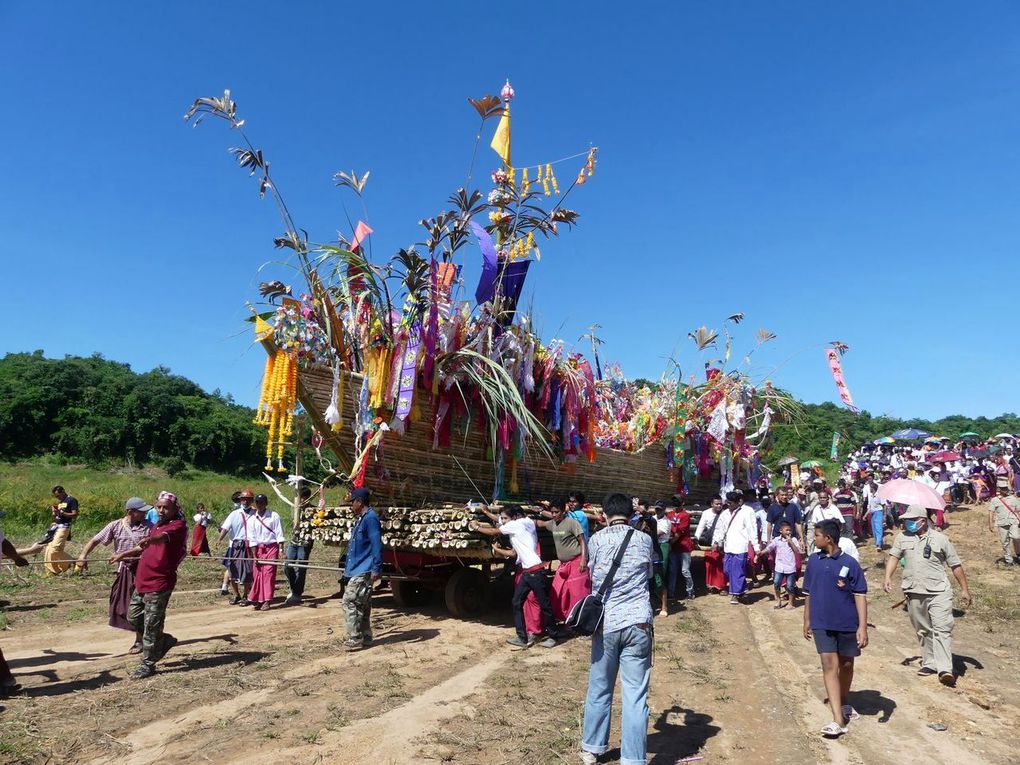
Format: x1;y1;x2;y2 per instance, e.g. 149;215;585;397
1;502;1018;765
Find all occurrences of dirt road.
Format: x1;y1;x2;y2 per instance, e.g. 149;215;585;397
1;503;1018;765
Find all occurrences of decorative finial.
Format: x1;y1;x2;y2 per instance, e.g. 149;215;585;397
501;79;515;103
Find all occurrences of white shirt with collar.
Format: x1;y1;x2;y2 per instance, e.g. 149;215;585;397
247;509;285;545
713;504;762;555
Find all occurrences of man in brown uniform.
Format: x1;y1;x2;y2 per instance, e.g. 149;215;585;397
988;486;1020;565
883;505;971;687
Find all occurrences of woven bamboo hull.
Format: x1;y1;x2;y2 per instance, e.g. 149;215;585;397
298;367;716;506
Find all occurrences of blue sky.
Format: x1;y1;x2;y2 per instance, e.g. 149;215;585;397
2;2;1018;419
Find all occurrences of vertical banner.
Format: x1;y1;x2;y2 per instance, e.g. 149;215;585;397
825;349;859;413
830;431;840;460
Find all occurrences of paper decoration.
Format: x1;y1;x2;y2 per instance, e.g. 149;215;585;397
471;220;499;305
351;221;374;251
394;325;422;420
825;349;859;413
707;400;728;443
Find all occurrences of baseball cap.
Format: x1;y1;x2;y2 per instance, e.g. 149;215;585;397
124;497;152;513
254;493;269;504
350;487;371;504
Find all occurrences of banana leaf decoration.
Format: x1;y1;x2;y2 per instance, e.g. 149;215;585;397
829;340;850;356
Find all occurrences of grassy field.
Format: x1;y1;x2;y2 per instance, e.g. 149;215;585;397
0;460;302;542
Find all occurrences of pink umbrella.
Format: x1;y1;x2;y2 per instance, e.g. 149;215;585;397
929;450;961;464
876;478;946;510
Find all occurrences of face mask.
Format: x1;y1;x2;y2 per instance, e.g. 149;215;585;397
904;519;922;534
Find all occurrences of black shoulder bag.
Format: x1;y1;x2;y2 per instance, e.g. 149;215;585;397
565;528;635;636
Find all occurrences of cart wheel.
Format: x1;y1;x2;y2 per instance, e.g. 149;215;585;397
444;567;489;618
391;579;431;608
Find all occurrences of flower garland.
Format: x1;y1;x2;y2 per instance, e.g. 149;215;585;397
254;348;298;472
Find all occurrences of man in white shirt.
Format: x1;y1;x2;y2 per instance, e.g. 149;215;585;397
712;491;762;604
806;492;844;555
247;494;286;611
217;489;255;605
472;505;564;648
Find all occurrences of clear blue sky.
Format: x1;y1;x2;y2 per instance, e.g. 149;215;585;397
2;2;1018;419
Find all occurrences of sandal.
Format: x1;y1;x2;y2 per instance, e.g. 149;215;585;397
841;705;860;722
774;602;787;610
821;722;848;738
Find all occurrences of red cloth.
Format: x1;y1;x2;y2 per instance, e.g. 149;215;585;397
668;510;693;553
703;548;727;590
551;556;592;622
190;524;210;556
134;518;188;594
514;567;544;635
249;542;280;604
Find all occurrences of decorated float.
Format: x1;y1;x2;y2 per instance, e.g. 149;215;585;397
187;83;797;614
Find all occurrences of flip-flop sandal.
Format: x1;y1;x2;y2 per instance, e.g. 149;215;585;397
774;602;787;609
821;722;848;738
841;705;860;722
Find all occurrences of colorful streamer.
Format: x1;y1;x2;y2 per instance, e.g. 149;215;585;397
825;349;859;414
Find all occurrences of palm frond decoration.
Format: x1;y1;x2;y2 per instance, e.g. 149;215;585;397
467;95;504;120
334;169;370;196
438;348;554;461
829;340;850;356
688;326;718;350
258;280;292;302
183;90;237;125
725;312;744;324
756;328;778;344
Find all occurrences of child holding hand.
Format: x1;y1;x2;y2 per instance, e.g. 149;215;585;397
763;521;800;609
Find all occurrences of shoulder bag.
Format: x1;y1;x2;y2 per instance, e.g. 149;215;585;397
565;528;635;636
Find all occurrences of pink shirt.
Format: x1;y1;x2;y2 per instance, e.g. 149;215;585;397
766;535;801;575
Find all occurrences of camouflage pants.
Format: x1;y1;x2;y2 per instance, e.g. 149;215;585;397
342;574;373;644
127;590;172;668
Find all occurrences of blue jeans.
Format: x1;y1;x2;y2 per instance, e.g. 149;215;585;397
284;541;314;598
870;512;884;548
667;551;693;598
582;625;652;765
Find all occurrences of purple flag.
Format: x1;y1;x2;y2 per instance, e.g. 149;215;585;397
470;220;499;305
497;259;531;327
395;323;422;420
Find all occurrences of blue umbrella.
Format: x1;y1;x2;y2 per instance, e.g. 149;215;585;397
891;428;931;440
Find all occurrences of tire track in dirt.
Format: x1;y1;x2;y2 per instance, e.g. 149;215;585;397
748;598;1007;765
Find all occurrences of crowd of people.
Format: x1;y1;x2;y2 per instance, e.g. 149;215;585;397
3;458;1014;760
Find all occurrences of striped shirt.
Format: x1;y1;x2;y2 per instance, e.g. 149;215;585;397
588;522;654;633
91;518;153;572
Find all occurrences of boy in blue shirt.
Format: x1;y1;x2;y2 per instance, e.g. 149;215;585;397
802;519;868;738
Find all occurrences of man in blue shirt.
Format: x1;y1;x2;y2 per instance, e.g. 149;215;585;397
765;485;804;539
802;519;868;738
567;491;591;541
342;487;382;651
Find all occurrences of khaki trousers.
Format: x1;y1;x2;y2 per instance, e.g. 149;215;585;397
996;522;1020;563
44;526;74;575
906;590;954;675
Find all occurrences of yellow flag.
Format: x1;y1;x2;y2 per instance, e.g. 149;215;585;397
490;105;511;166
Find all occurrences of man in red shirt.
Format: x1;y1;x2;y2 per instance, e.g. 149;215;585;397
112;491;188;679
666;498;695;601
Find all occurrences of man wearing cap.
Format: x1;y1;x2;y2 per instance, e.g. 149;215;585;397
112;492;189;679
75;497;154;653
341;488;382;651
988;486;1020;565
218;489;255;605
884;504;972;687
248;494;285;611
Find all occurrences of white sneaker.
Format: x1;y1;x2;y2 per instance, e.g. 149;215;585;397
579;751;598;765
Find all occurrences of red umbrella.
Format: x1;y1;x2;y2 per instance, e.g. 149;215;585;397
876;478;946;510
929;450;961;464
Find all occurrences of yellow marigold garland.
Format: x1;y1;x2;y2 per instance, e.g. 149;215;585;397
254;348;298;472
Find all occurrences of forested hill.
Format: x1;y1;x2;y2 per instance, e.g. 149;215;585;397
769;400;1020;464
0;351;263;474
2;353;1017;475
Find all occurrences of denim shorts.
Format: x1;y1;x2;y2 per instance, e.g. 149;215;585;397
773;572;796;591
813;629;860;657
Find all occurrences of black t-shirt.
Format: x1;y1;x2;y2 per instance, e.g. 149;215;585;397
766;501;803;538
55;496;79;527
